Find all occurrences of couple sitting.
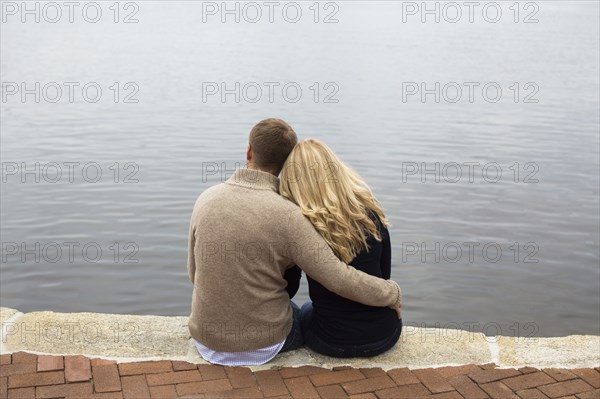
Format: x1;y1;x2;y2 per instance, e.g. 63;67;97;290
187;118;402;365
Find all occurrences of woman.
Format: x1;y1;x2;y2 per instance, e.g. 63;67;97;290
279;139;402;358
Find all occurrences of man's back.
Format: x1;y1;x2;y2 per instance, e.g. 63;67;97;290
188;169;299;351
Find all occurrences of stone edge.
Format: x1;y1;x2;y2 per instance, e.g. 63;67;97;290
2;307;599;371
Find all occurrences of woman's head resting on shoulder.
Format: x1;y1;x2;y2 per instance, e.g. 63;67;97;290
280;138;389;263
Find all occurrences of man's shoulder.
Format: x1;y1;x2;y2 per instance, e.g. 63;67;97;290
270;192;304;216
192;181;302;215
190;182;229;214
195;181;229;200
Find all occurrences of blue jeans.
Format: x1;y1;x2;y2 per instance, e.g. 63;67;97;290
300;301;402;358
279;301;304;353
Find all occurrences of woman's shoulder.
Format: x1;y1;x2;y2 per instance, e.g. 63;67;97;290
365;208;383;227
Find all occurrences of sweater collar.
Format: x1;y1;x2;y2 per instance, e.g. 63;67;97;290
226;168;279;192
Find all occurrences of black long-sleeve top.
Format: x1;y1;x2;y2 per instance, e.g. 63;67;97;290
306;214;400;346
284;266;301;298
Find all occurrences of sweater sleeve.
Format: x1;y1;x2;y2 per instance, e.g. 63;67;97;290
285;209;401;309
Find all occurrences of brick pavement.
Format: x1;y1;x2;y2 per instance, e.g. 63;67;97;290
0;352;598;398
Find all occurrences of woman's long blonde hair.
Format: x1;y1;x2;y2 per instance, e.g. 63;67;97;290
279;139;389;263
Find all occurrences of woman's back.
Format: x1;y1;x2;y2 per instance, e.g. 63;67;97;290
279;138;402;356
306;213;400;346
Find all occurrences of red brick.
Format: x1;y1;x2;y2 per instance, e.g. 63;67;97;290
122;375;151;399
412;368;454;393
316;384;348;398
207;387;263;398
342;376;396;395
310;369;365;387
0;355;11;365
284;376;319;399
469;368;521;384
437;364;483;379
146;370;203;386
173;361;197;371
176;378;232;396
279;366;329;379
92;364;122;392
198;364;227;380
254;370;289;397
539;379;594;398
150;384;178;399
6;387;35;399
178;392;207;398
481;363;498;370
572;369;600;389
359;368;386;378
543;368;578;382
225;366;256;388
0;362;36;377
348;394;376;399
502;371;556;391
577;389;600;399
375;383;430;399
480;381;520;399
8;370;64;388
37;355;63;372
0;376;6;399
333;366;353;371
516;388;550;399
416;392;463;399
91;358;117;367
448;374;488;398
65;355;92;382
36;381;93;398
118;360;172;376
78;392;124;399
520;367;540;374
11;353;36;364
387;367;420;386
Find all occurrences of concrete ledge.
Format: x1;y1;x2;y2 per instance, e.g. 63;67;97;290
2;307;598;370
496;335;600;368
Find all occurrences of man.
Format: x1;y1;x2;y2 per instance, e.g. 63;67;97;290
188;118;401;365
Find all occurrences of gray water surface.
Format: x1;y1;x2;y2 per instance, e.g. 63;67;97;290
1;1;599;337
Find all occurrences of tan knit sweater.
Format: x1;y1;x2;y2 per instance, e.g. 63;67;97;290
188;168;402;351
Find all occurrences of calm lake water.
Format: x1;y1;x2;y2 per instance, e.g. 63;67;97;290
1;1;599;337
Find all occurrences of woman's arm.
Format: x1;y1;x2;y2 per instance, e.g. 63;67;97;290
381;224;392;280
187;222;196;283
284;265;302;298
380;221;400;317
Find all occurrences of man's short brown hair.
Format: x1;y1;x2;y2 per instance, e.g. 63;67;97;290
249;118;298;175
